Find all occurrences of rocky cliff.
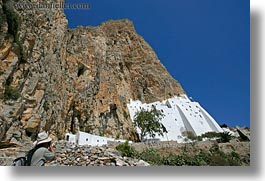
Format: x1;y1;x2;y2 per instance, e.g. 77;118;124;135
0;0;184;144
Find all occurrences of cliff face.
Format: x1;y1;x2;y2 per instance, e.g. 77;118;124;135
0;0;184;143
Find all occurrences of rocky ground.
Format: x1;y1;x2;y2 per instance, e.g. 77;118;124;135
0;140;150;166
0;136;250;166
47;141;150;166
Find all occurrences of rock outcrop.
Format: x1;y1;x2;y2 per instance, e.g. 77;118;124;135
0;0;185;144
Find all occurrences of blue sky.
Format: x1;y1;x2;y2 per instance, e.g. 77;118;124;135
64;0;250;127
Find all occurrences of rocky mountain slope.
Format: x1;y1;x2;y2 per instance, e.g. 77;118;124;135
0;138;250;166
0;0;184;144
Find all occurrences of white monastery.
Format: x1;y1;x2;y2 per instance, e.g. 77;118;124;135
127;94;223;143
66;94;223;146
66;131;131;146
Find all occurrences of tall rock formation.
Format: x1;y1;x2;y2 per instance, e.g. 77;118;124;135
0;0;184;143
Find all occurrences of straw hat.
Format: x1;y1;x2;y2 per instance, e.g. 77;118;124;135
33;132;52;146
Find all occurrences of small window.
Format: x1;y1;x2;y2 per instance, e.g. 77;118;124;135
86;138;88;142
97;140;99;142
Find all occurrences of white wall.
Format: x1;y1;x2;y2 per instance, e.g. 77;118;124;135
127;94;223;143
65;133;76;144
67;132;131;146
77;132;109;146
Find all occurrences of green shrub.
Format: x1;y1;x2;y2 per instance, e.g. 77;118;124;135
116;141;136;157
137;148;162;165
196;136;203;141
3;3;26;64
201;132;220;138
3;2;19;41
182;131;197;140
162;154;185;166
193;151;211;166
209;154;229;166
219;131;233;143
3;86;21;100
227;151;241;166
115;142;244;166
220;124;228;128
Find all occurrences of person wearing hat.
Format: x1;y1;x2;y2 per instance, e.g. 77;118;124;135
30;132;55;166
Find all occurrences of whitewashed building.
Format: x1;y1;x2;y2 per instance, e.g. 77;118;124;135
66;131;130;146
127;94;223;143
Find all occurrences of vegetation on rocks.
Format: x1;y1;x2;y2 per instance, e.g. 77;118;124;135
2;1;19;41
115;141;248;166
183;131;234;143
2;86;21;100
116;141;136;157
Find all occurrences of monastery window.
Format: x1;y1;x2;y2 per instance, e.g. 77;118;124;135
199;115;202;118
66;135;69;141
86;138;88;142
